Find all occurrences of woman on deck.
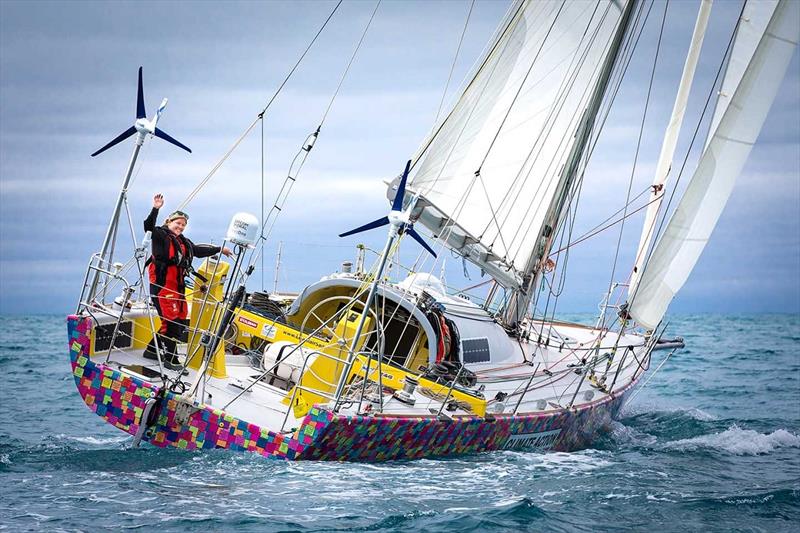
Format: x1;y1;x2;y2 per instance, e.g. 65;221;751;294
143;193;232;371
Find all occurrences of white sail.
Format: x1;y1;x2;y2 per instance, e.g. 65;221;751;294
705;0;780;150
629;0;799;329
628;0;713;296
401;0;630;288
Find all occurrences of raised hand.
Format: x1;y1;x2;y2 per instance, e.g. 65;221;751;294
153;193;164;209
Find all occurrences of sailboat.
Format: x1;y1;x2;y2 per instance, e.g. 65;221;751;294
68;0;798;461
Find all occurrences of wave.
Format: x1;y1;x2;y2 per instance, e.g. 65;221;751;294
665;425;800;455
611;402;727;444
682;488;800;509
416;497;549;532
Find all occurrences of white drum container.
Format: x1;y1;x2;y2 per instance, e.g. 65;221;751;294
226;212;260;248
262;341;318;384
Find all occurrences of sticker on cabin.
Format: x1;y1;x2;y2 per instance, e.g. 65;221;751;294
238;316;258;329
262;324;277;339
502;429;561;451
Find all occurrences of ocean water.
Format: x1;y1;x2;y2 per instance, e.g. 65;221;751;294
0;314;798;532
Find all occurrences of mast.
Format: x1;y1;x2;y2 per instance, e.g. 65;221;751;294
629;0;713;297
503;0;638;327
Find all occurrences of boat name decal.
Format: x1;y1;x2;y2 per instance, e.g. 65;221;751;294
503;429;561;451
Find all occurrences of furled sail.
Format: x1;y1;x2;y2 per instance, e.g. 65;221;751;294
628;0;799;329
397;0;632;289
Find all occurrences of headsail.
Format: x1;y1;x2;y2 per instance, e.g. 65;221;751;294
704;0;780;150
628;0;713;295
628;0;799;329
393;0;632;289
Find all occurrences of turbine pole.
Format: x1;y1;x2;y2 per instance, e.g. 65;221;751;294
331;159;434;412
331;226;397;411
88;133;146;302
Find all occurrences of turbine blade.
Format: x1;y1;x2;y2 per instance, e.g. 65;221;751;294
406;226;437;258
339;216;390;238
91;126;137;157
154;127;192;153
391;159;412;212
137;66;146;119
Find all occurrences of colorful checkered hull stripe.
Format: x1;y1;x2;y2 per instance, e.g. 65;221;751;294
68;315;631;461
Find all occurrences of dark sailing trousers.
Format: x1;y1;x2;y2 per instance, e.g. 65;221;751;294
145;287;188;364
144;318;187;364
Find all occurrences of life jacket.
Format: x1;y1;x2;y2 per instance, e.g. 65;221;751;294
147;228;194;291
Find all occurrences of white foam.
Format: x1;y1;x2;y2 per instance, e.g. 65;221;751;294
621;401;718;421
519;450;613;474
54;434;129;446
666;425;800;455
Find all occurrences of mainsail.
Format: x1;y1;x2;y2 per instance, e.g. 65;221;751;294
399;0;633;289
628;0;799;329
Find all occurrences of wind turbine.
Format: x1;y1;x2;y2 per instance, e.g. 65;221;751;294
87;67;191;302
338;159;436;258
91;66;191;157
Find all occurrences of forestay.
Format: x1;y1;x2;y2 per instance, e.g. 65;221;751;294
629;0;799;329
399;0;630;288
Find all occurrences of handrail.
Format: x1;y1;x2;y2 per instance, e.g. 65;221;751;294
279;347;376;432
76;261;133;314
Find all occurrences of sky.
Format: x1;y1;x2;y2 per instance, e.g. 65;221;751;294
0;0;798;316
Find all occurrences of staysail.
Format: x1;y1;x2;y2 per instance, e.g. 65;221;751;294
397;0;632;289
628;0;713;295
705;0;781;150
628;0;799;329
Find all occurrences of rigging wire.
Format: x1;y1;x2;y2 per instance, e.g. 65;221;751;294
475;2;565;175
261;115;265;289
497;2;615;263
406;0;477;276
433;0;475;125
547;186;657;256
408;0;526;179
481;1;603;257
240;0;382;288
177;0;343;210
478;0;601;234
